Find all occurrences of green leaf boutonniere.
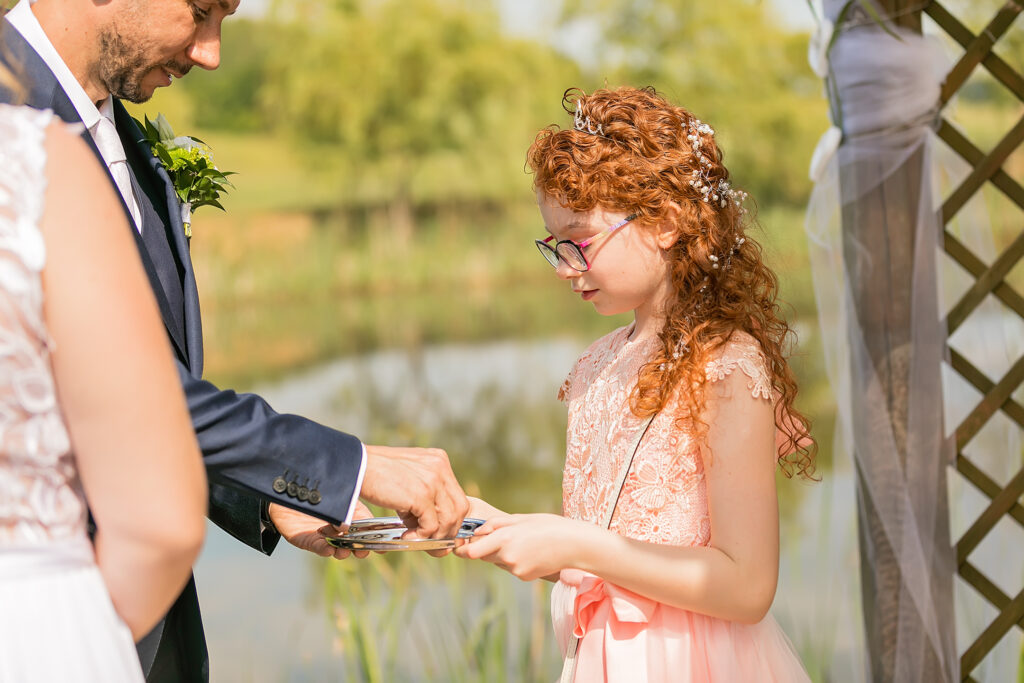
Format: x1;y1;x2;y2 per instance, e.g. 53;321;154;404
133;113;235;239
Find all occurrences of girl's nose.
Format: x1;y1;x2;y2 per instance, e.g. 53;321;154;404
554;259;579;280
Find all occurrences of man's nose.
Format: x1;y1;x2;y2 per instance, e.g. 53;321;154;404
186;31;222;71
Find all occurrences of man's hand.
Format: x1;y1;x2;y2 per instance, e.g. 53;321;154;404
268;502;372;560
360;444;469;541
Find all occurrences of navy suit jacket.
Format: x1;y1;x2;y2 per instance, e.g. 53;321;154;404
1;18;364;682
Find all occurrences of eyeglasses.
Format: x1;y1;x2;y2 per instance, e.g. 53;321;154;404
535;213;638;272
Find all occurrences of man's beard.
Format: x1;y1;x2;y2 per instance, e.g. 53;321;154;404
96;26;190;103
96;26;152;103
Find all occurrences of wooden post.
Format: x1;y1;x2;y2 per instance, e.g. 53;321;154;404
836;1;955;681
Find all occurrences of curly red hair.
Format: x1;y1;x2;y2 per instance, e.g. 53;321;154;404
528;86;815;479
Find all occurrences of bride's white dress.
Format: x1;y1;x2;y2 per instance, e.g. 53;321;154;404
0;104;143;681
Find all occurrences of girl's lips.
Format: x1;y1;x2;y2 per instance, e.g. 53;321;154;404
580;289;598;301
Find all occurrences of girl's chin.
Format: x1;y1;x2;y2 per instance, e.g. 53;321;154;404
589;299;633;317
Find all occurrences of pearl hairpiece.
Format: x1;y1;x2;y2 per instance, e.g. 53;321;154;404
684;118;748;212
573;107;604;137
681;116;749;275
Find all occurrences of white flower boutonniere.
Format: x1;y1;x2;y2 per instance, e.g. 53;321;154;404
133;113;235;239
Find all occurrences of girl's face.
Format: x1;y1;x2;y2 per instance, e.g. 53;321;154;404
537;191;676;326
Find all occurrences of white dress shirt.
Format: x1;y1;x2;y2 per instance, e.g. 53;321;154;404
8;0;142;231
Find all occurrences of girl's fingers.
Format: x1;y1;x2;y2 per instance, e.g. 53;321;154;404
475;514;519;535
454;542;522;577
459;532;503;560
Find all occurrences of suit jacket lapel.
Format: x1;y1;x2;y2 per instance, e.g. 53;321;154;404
0;18;190;362
114;101;204;376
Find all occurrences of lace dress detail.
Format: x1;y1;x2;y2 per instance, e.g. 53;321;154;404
560;325;772;547
0;104;84;545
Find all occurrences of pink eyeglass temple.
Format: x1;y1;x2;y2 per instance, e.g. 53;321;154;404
540;213;637;250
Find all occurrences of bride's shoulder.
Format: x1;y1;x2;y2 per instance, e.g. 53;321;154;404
0;105;86;149
0;103;51;124
0;106;76;193
0;104;57;142
0;107;59;265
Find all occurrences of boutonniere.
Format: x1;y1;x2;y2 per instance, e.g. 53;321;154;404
133;113;235;239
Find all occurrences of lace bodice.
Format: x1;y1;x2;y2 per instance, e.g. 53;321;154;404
0;105;84;545
559;325;774;547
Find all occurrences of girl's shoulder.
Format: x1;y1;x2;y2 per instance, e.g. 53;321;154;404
557;324;634;404
703;330;773;401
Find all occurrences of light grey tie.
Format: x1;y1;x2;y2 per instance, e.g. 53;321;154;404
91;115;142;232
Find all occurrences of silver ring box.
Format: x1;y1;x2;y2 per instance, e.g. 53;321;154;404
323;516;485;551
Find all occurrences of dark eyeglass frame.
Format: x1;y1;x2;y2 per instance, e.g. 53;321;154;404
535;213;638;272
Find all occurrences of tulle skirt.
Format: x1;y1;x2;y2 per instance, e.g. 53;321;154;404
552;571;810;683
0;537;144;682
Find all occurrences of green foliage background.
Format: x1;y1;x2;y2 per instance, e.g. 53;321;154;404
127;0;840;390
156;0;825;213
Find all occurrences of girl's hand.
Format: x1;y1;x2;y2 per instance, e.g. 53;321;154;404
454;514;597;581
466;495;505;520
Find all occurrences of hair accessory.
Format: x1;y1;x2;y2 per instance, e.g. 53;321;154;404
684;118;748;212
686;119;715;168
720;235;746;266
700;234;746;276
573;107;604;137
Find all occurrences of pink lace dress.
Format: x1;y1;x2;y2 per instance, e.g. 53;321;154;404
0;105;143;681
550;325;809;682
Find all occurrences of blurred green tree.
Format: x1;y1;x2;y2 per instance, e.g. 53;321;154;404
260;0;581;237
560;0;827;206
179;19;275;132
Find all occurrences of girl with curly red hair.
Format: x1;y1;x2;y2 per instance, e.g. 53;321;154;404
457;86;814;681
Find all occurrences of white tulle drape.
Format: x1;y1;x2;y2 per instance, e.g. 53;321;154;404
801;8;1024;680
807;27;955;683
805;1;1024;677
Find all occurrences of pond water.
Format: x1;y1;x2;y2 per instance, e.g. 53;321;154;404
193;334;1020;681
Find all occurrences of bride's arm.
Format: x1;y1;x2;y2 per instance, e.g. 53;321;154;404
458;368;780;623
40;124;207;639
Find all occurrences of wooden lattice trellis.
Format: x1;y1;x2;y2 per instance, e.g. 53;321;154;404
925;1;1024;680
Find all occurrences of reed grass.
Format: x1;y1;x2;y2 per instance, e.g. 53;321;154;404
321;553;560;682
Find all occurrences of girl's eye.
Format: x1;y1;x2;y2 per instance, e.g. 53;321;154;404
191;3;210;21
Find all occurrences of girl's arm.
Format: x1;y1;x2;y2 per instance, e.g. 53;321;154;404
40;124;207;640
458;368;780;624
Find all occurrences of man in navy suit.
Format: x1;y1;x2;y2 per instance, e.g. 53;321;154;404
0;1;470;680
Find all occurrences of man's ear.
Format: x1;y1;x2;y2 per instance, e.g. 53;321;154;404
656;202;684;249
